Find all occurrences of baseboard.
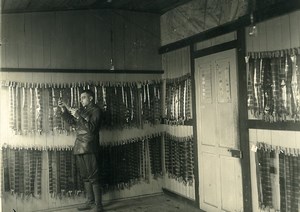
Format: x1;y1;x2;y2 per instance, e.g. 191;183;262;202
32;204;84;212
103;191;164;203
32;192;164;212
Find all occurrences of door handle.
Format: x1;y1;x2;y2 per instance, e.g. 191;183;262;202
228;149;243;158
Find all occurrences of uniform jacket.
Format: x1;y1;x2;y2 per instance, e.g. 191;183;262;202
61;103;101;155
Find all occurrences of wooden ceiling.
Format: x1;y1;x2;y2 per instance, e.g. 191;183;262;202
1;0;193;14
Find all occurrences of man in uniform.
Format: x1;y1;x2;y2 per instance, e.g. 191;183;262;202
58;89;104;212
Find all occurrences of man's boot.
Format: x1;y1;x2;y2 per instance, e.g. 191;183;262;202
77;182;95;211
92;184;104;212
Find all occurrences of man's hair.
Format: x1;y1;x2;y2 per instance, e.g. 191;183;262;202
81;89;95;100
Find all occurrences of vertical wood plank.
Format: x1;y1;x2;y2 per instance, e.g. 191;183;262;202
166;53;171;79
86;10;111;70
272;17;283;51
52;12;70;69
31;13;45;68
289;12;300;49
266;19;275;51
19;13;33;68
5;14;22;68
50;12;60;69
70;11;87;69
42;12;55;68
187;46;191;74
133;11;144;70
146;14;161;70
258;21;267;52
1;14;7;68
174;48;180;77
179;48;184;77
112;11;125;70
123;11;135;70
295;132;300;150
164;52;170;78
13;14;24;68
45;13;56;68
172;50;177;78
182;47;187;76
95;10;112;70
280;15;291;50
85;11;97;69
164;52;169;79
61;12;73;69
169;51;175;78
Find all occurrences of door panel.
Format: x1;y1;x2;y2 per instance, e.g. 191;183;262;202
215;57;239;150
202;152;218;208
220;156;242;212
217;104;236;148
195;49;243;212
197;61;217;147
200;105;216;146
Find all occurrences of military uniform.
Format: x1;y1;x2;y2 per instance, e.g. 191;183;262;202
61;103;104;211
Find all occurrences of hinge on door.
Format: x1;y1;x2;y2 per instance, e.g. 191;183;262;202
228;149;243;158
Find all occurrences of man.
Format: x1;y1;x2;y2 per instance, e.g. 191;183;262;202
58;89;104;212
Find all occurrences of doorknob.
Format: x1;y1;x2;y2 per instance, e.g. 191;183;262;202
228;149;243;158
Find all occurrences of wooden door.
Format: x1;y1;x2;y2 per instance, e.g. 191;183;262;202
195;49;243;212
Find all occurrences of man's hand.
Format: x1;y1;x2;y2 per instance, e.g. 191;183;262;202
70;108;80;119
58;99;66;108
58;99;72;113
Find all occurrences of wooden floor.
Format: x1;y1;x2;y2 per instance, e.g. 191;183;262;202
31;194;203;212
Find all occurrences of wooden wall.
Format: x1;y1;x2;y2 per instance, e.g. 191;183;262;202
162;46;190;79
246;10;300;52
0;9;164;211
1;9;161;70
161;46;195;200
246;10;300;212
160;31;237;202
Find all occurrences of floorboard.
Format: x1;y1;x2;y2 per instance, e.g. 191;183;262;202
30;194;203;212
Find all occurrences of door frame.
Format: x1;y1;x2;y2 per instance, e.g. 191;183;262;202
190;28;252;212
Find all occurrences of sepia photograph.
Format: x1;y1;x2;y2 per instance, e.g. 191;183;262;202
0;0;299;211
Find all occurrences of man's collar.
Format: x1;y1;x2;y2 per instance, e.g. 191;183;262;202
84;103;94;109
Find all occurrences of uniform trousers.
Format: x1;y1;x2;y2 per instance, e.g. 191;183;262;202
76;153;100;185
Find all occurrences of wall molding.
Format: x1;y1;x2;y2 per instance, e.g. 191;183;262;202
0;68;164;74
248;120;300;131
191;40;237;58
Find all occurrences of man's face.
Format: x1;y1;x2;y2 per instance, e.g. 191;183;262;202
80;92;92;107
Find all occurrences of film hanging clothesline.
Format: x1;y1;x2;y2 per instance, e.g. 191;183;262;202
254;142;300;211
1;80;163;135
246;47;300;122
